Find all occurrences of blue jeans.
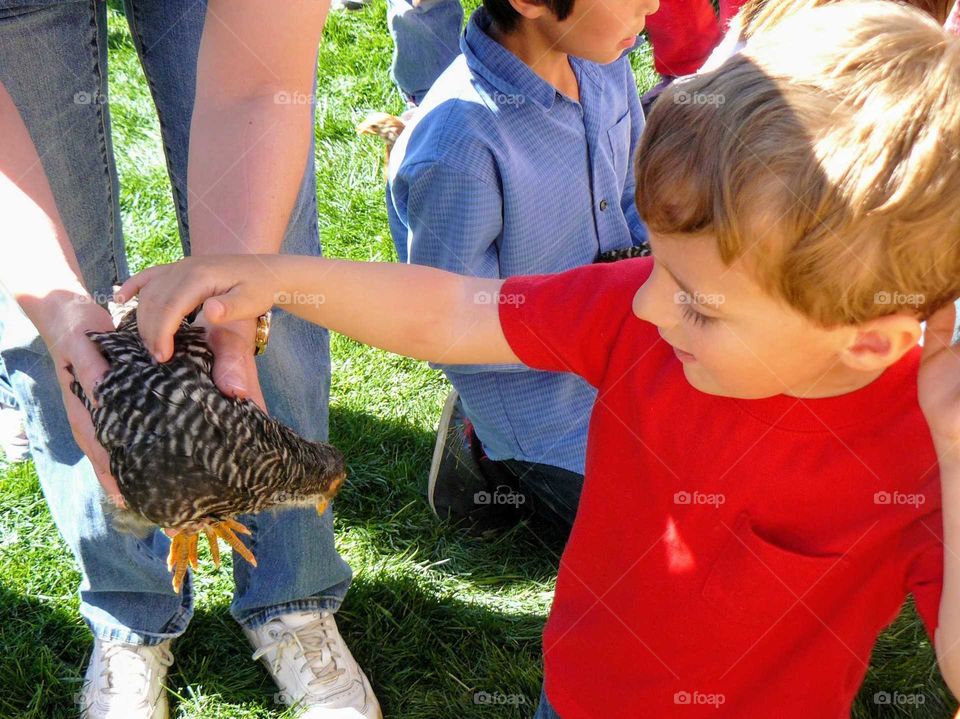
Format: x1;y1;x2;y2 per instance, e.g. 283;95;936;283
533;687;561;718
0;359;16;409
0;0;351;645
387;0;462;104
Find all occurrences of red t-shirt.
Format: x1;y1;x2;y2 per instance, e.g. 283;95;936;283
498;257;943;718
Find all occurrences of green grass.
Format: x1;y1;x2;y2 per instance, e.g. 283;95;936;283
0;3;954;718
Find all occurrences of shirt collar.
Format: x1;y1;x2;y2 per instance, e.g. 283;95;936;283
460;8;603;111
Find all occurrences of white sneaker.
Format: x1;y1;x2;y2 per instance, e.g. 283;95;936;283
79;638;173;718
246;610;382;718
0;405;29;463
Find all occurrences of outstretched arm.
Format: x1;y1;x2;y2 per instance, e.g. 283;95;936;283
116;254;522;367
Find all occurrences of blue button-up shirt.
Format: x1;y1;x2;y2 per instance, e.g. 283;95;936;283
386;7;646;474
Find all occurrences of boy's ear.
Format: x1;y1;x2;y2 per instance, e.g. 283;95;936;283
838;313;922;372
505;0;550;21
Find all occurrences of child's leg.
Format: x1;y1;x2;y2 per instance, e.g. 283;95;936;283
504;460;584;533
387;0;463;105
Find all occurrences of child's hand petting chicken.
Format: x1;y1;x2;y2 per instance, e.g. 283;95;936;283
116;255;278;363
918;301;960;461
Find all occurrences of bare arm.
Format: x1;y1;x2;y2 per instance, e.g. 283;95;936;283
184;0;329;404
936;458;960;699
189;0;328;255
916;302;960;697
0;80;120;502
116;254;522;367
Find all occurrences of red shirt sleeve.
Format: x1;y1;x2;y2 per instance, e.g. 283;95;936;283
904;515;944;644
498;257;655;388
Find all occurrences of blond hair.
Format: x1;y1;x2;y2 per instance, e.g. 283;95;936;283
635;0;960;326
738;0;956;37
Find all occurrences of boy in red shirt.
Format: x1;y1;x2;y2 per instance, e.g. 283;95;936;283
120;1;960;715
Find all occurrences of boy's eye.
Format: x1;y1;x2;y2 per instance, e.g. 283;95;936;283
681;303;716;327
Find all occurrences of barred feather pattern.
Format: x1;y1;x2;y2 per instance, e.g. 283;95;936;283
70;309;346;531
594;242;652;264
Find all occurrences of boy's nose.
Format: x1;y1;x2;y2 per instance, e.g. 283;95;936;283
632;280;678;329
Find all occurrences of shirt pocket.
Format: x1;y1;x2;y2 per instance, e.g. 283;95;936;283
606;111;632;187
701;511;849;631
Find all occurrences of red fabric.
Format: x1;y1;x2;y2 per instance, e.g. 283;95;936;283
499;257;943;719
645;0;748;76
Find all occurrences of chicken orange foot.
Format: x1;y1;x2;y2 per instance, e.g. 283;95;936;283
166;517;257;592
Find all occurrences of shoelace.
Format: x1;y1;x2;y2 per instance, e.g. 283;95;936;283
251;613;346;695
99;642;173;698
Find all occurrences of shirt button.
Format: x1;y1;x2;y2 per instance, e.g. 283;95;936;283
599;199;609;211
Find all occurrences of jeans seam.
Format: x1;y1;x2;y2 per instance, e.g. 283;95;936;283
89;0;122;290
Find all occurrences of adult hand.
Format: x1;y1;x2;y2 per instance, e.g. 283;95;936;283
193;313;267;412
42;299;124;506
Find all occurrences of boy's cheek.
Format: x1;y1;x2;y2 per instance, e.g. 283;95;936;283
681;348;773;399
676;361;736;398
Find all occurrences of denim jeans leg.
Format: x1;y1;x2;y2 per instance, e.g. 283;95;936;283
533;686;562;718
0;354;17;409
0;0;192;646
387;0;463;104
232;123;352;629
123;0;352;628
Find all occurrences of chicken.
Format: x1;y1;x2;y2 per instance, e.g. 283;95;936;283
70;306;347;592
356;112;407;178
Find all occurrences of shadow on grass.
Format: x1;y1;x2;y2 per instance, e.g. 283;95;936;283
328;403;572;578
0;583;91;719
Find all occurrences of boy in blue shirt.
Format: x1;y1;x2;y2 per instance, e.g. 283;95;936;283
385;0;658;533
